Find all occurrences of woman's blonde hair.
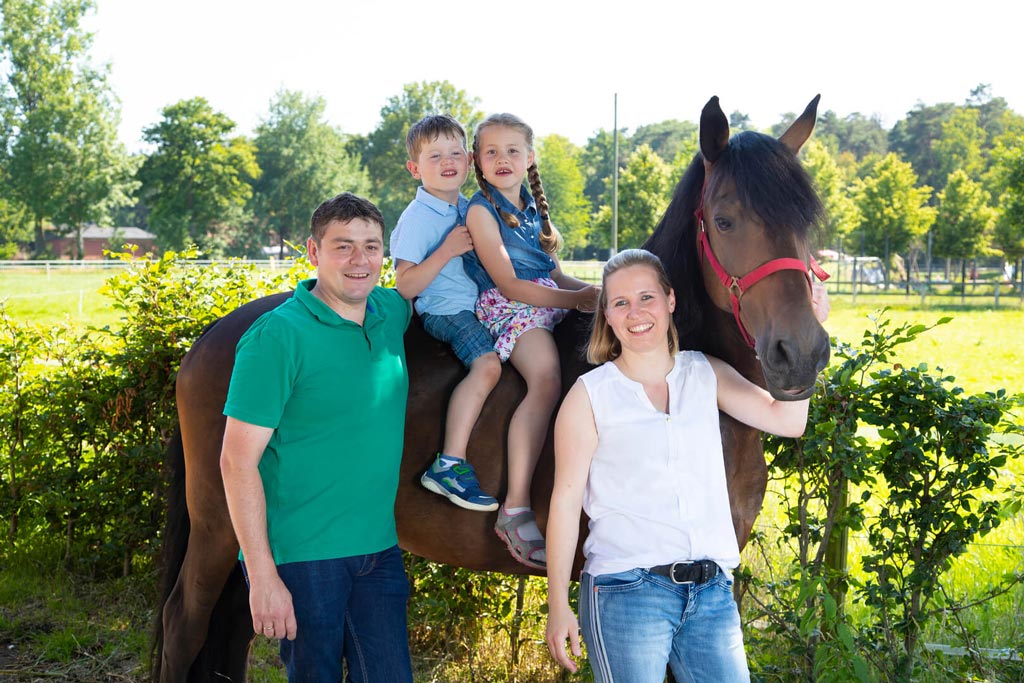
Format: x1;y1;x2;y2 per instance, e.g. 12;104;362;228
472;113;562;254
586;249;679;365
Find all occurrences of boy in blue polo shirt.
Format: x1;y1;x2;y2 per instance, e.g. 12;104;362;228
390;114;501;512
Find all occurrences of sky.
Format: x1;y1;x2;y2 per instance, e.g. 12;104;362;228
82;0;1023;153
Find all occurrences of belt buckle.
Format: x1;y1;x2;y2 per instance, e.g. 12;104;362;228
668;561;694;585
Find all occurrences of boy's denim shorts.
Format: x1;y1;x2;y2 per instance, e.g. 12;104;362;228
420;310;496;368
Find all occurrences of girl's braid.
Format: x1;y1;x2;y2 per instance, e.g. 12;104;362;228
527;161;562;254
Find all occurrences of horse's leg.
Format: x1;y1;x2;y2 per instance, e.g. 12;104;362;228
160;395;246;681
198;563;254;682
160;535;242;682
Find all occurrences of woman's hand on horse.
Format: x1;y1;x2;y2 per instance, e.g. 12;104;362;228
811;281;830;323
250;573;298;641
545;603;582;672
575;285;602;313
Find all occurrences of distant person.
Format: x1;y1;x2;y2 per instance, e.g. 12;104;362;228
545;249;828;682
390;114;502;513
221;193;413;682
461;112;600;569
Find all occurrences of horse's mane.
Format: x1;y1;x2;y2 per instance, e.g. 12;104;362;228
643;131;823;348
642;154;707;346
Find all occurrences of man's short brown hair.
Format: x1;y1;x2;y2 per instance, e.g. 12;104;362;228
310;193;384;244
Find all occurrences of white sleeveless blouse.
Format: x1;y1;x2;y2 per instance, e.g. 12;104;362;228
579;351;741;577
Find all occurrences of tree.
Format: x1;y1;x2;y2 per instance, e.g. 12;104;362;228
802;139;860;251
593;144;671;250
536;134;591;258
631;119;698;166
932;107;986;189
251;90;370;257
0;0;134;256
580;127;632;213
51;88;139;258
0;191;28;257
933;169;994;277
352;81;482;236
851;153;935;260
990;141;1024;274
728;111;754;132
814;110;889;159
889;101;957;193
138;98;260;256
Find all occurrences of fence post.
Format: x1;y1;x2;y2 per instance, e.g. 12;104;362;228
851;258;859;306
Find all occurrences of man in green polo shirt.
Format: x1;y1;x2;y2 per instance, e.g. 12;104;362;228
221;192;413;682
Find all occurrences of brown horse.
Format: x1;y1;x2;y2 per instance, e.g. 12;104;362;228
152;95;829;682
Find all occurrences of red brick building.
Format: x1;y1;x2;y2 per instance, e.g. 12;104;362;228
50;226;157;259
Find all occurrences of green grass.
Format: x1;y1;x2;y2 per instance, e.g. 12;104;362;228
0;268;119;328
0;549;153;681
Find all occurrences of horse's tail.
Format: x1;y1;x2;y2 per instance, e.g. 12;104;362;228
150;426;189;683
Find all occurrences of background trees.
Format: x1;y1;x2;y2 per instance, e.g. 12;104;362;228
851;154;935;265
535;134;591;259
137;98;259;256
0;0;134;257
0;46;1021;273
934;170;994;278
251;90;370;257
592;144;672;250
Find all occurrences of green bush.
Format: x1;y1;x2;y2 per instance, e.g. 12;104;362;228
0;248;313;574
754;310;1023;682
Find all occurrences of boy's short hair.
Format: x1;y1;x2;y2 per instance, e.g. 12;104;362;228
406;114;467;160
310;192;385;244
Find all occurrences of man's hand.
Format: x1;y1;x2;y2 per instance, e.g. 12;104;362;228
250;571;298;641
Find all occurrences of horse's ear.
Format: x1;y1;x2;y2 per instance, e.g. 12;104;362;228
779;94;821;154
700;96;729;165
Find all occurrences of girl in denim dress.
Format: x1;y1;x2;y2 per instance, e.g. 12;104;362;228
461;113;600;570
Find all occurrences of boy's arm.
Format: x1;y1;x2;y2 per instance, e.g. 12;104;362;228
394;225;474;300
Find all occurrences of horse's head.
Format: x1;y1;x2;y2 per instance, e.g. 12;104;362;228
696;95;830;400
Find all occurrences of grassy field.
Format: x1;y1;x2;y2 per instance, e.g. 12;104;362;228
1;265;1022;681
0;267;121;329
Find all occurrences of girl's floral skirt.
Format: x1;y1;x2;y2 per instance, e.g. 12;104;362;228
475;278;568;361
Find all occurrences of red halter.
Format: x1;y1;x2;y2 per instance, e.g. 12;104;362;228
695;195;830;349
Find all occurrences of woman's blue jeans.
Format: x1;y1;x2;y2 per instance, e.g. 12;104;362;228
271;545;412;683
580;568;750;683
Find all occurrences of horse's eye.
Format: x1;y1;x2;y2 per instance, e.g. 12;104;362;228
714;216;733;232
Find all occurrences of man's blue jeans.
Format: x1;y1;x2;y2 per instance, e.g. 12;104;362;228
272;545;412;683
580;568;750;683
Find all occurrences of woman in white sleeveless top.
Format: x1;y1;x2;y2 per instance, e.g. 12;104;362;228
545;249;828;683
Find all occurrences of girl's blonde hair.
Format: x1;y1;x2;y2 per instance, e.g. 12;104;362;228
472;113;562;254
586;249;680;365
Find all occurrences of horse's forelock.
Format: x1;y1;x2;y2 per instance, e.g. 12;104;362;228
714;132;824;244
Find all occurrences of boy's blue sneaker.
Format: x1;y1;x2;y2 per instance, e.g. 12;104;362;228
420;456;499;512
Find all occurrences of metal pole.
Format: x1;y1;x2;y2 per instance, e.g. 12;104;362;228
611;93;619;257
923;230;932;306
